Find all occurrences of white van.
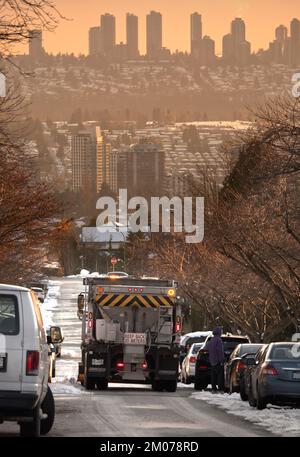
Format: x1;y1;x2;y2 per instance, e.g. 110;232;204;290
0;284;62;437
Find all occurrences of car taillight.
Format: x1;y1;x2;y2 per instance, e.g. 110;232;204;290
189;356;196;364
237;361;246;372
262;363;278;376
88;319;93;329
116;361;124;370
26;351;40;376
141;361;148;370
198;365;208;369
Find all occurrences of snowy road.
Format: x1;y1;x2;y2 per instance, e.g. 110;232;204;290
1;278;299;437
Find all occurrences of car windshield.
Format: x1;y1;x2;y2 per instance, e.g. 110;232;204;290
0;295;19;336
240;344;262;356
191;344;203;354
270;344;300;360
222;338;249;352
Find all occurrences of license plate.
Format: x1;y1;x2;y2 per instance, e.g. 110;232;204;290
293;372;300;380
92;359;104;366
124;333;146;345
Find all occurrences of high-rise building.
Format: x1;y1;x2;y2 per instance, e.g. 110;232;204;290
200;36;216;66
222;18;250;65
89;26;102;56
29;29;44;59
191;13;202;56
222;33;234;62
101;13;116;56
291;18;300;66
146;11;162;59
96;126;112;193
126;141;164;199
126;13;139;59
72;132;96;193
275;25;288;44
231;18;246;45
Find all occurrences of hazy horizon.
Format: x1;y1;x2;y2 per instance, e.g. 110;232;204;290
30;0;300;56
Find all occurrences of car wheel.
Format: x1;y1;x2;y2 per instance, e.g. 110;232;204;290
229;376;236;395
41;387;55;435
20;403;41;437
240;384;248;401
248;387;257;407
256;387;267;410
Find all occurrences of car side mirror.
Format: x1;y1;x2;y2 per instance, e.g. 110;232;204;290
77;293;85;318
245;357;256;366
49;326;64;344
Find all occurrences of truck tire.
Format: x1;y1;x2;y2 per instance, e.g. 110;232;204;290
85;376;95;390
41;387;55;435
165;380;177;392
152;380;164;392
96;379;108;390
20;403;41;437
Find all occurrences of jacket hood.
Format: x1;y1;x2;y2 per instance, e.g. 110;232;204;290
213;326;222;336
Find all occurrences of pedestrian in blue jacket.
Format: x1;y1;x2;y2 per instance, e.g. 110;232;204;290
207;327;225;394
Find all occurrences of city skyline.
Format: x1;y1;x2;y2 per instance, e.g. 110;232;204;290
34;0;300;56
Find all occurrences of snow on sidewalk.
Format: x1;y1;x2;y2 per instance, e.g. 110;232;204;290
192;391;300;436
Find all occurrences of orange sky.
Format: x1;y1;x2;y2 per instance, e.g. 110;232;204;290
41;0;300;55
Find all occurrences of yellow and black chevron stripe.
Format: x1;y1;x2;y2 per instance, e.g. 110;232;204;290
95;294;175;308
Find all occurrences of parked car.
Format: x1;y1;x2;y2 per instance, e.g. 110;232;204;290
179;331;212;368
194;334;250;390
224;343;264;394
181;343;204;384
0;284;63;436
247;342;300;410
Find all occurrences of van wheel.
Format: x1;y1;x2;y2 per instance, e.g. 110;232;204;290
41;387;55;435
20;403;41;437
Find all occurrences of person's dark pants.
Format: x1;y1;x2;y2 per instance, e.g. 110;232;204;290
211;364;225;391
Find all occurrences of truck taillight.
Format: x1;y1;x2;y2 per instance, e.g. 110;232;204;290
26;351;40;376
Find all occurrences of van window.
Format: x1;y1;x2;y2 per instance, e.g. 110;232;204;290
0;295;19;336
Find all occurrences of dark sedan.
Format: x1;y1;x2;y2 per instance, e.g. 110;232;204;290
194;334;250;391
224;343;264;394
247;342;300;409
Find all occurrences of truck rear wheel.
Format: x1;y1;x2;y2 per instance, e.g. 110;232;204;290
96;379;108;390
152;380;164;392
85;376;95;390
165;380;177;392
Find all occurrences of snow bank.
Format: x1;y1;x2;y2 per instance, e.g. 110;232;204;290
192;391;300;436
